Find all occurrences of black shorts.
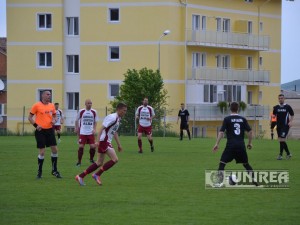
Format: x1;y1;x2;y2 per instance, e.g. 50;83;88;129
220;147;248;164
180;122;189;130
270;122;276;129
35;128;57;149
277;126;289;138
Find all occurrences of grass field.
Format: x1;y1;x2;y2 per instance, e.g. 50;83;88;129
0;136;299;225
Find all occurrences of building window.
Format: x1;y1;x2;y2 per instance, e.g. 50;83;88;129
109;8;119;22
37;13;52;29
247;56;253;70
224;85;241;102
216;55;230;69
223;18;230;32
38;89;52;102
245;0;253;2
109;46;120;61
248;21;252;34
216;18;222;31
192;52;206;68
259;56;263;66
109;84;120;98
204;84;217;103
67;92;79;110
248;91;253;104
67;55;79;73
0;104;6;116
201;16;206;30
38;52;52;68
66;17;79;35
192;15;200;30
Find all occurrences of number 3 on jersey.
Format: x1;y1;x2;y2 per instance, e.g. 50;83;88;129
234;123;241;135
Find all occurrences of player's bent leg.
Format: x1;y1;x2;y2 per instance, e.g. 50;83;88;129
147;134;154;152
243;163;258;186
138;133;143;153
218;161;226;171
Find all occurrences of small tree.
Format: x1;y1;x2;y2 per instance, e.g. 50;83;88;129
111;68;168;134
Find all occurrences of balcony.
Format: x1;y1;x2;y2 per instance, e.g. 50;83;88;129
187;104;270;121
188;67;270;84
187;29;270;50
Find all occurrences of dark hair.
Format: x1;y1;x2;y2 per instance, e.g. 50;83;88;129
116;102;127;110
230;102;239;112
54;103;59;106
278;94;284;97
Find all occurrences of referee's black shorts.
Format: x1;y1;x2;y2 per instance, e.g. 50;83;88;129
220;147;248;164
277;126;289;138
35;128;57;149
180;122;189;130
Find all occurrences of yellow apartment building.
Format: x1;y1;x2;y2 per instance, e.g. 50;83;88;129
7;0;281;137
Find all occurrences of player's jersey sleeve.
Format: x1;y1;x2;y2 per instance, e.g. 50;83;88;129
52;104;56;115
76;110;82;121
93;109;99;122
186;110;190;116
243;118;251;132
273;106;277;115
178;110;180;116
30;103;38;115
287;105;294;116
220;117;227;132
135;106;141;117
102;114;115;128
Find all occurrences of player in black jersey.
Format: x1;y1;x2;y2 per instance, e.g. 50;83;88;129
273;94;294;160
213;102;257;186
177;103;191;140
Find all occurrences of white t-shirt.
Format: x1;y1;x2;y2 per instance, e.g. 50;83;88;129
100;113;121;143
54;109;64;125
76;108;99;135
136;105;155;127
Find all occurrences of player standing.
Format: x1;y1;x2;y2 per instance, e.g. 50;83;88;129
53;103;64;143
75;102;127;186
135;97;155;153
28;90;62;179
75;99;99;166
273;94;294;160
212;102;257;186
177;103;191;140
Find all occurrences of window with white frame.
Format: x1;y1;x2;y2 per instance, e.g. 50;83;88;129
204;84;217;103
223;18;230;32
67;92;79;110
192;52;206;68
216;18;222;31
192;15;200;30
0;104;6;116
66;17;79;35
109;46;120;61
37;13;52;29
38;89;52;102
248;21;252;34
38;52;52;68
216;55;230;69
201;16;206;30
109;8;119;22
67;55;79;73
224;85;241;102
109;84;120;98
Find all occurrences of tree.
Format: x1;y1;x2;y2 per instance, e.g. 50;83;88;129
110;68;168;134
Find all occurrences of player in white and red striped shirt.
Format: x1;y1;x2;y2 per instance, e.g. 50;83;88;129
75;99;99;166
75;102;127;186
135;97;155;153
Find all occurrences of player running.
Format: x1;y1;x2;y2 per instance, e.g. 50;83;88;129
177;103;191;140
135;97;155;153
75;102;127;186
273;94;294;160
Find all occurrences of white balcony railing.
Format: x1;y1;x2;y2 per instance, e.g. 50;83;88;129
187;29;270;50
188;67;270;84
187;104;270;121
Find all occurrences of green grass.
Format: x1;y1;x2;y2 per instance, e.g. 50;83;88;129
0;136;299;225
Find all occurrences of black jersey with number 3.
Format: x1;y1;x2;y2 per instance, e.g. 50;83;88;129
220;114;251;148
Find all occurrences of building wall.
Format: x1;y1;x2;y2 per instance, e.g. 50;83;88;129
7;0;282;137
